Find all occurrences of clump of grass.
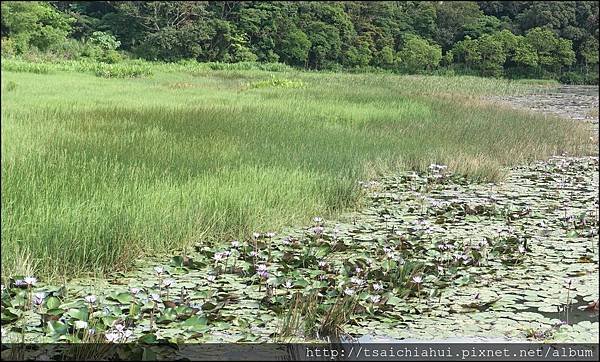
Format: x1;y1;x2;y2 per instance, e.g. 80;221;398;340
1;59;52;74
278;290;357;340
247;76;304;89
4;80;17;92
93;63;152;78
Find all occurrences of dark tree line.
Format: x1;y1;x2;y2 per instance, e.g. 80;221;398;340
1;1;598;83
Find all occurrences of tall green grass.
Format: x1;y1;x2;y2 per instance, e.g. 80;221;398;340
1;65;595;279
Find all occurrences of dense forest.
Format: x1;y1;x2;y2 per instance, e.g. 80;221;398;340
1;1;599;83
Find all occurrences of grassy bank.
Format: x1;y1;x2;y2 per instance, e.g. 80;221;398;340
1;61;595;279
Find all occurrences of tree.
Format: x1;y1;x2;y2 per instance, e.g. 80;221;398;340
463;15;503;39
396;34;442;73
434;1;484;50
277;26;311;66
525;27;575;73
113;1;208;61
474;34;507;77
580;36;599;69
305;21;342;69
1;1;74;53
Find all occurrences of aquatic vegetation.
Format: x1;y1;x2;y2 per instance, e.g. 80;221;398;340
1;156;597;350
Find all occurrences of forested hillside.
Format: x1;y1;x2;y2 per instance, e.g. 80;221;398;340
1;1;599;83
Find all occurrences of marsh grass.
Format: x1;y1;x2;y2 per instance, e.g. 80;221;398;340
277;290;357;340
1;62;596;279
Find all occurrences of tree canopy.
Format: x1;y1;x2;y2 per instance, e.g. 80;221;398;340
1;1;598;83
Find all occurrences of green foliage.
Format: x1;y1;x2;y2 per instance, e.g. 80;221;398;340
83;31;122;63
1;58;51;74
397;34;442;73
0;1;597;82
1;1;73;53
525;27;576;73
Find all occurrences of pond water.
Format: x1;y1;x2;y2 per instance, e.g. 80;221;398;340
489;85;599;132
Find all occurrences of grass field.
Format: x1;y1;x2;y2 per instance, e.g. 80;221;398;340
1;60;595;279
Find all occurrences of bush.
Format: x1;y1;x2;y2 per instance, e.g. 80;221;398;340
559;71;599;85
1;37;18;58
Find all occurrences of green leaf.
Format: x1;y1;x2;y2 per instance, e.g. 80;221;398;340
67;307;89;321
182;315;208;328
110;292;133;304
46;296;61;310
47;321;68;335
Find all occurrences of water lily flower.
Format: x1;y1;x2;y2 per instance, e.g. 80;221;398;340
23;277;37;286
33;292;46;306
518;245;526;254
84;295;97;304
150;294;161;302
105;332;120;343
231;240;240;248
350;276;365;286
282;236;292;245
265;232;276;238
213;252;226;262
130;287;141;295
154;266;164;275
283;280;293;289
74;320;88;329
373;282;384;291
344;288;355;296
206;275;216;283
114;324;125;332
318;261;328;268
162;279;176;288
429;164;447;171
412;275;423;284
355;267;363;274
313;217;323;224
253;232;261;239
370;295;381;304
256;264;269;279
249;250;258;257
